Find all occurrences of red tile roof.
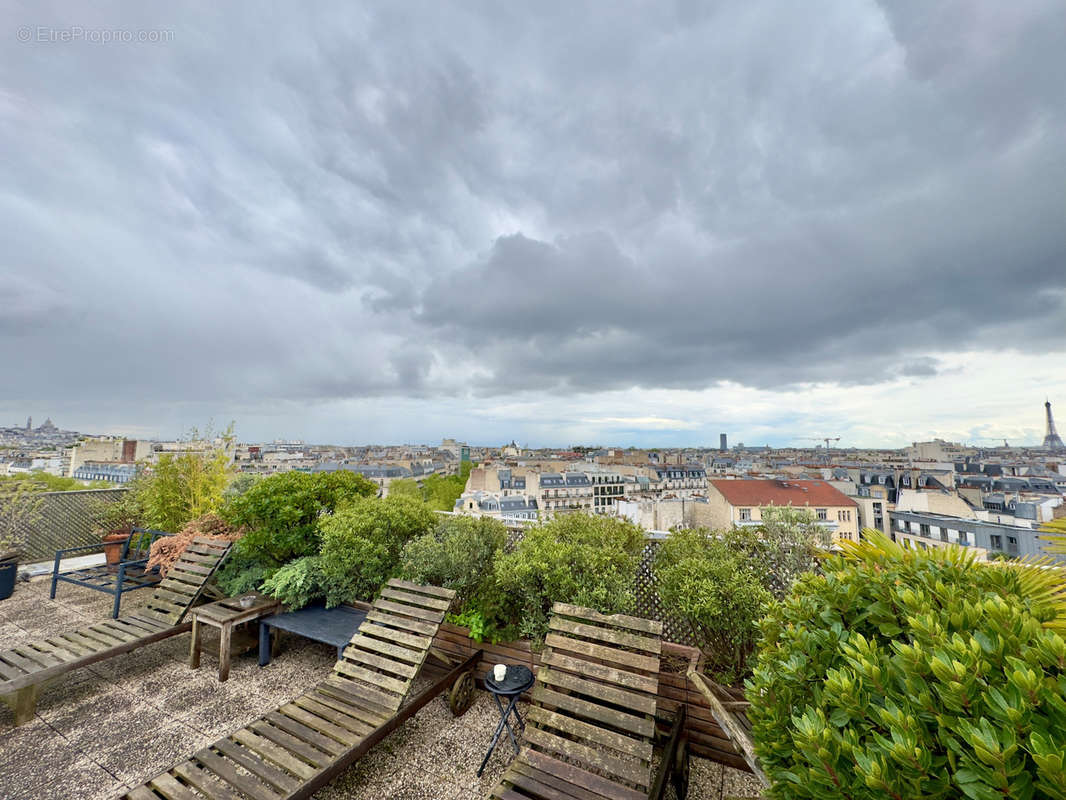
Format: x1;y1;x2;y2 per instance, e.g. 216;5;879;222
710;479;857;508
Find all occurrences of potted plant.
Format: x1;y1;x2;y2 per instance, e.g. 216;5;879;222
0;481;44;601
89;481;146;570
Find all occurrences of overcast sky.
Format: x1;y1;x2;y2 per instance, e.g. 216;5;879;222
3;1;1065;448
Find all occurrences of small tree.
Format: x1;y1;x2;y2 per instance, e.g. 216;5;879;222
654;528;773;683
139;424;236;532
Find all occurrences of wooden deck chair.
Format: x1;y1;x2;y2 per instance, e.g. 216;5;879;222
122;579;482;800
0;537;233;726
489;602;689;800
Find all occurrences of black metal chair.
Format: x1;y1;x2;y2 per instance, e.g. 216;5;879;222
50;526;173;618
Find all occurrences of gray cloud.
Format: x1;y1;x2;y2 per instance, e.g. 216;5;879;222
1;1;1064;443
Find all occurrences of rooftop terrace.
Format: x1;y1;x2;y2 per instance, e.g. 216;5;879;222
0;578;762;799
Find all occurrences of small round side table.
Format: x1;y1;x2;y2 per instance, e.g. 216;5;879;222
476;664;535;777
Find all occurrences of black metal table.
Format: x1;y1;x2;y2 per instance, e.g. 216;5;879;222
477;664;535;777
258;603;367;666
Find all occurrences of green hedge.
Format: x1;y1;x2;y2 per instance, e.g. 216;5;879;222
748;532;1066;800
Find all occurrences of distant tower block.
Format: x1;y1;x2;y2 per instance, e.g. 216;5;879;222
720;433;728;451
26;416;31;431
1045;400;1065;450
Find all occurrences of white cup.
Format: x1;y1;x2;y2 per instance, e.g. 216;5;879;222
493;663;507;682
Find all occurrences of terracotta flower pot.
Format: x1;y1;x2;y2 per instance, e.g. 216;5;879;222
102;531;131;569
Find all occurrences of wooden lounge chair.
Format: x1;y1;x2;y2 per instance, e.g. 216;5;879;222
0;536;232;726
489;602;689;800
122;579;482;800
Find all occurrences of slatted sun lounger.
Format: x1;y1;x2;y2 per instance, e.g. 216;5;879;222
0;536;232;726
488;602;690;800
122;579;482;800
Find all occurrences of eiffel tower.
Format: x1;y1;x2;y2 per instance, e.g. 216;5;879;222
1044;400;1065;450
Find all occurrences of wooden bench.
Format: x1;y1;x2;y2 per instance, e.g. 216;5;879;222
489;602;689;800
123;579;482;800
1;536;232;726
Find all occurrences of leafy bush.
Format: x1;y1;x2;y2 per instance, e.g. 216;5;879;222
747;531;1066;800
317;495;436;607
654;528;773;683
217;469;377;594
399;514;508;641
493;513;644;642
260;556;327;608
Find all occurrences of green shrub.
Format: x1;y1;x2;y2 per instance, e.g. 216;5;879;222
317;495;436;606
260;556;327;609
493;513;644;642
654;528;773;684
747;531;1066;800
217;470;377;592
399;514;508;641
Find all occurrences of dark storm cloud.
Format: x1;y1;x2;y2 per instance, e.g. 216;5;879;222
1;0;1064;434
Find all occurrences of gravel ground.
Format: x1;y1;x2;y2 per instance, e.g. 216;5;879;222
0;577;763;799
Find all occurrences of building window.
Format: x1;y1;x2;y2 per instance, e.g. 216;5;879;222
1007;536;1018;555
816;508;827;521
990;534;1002;550
940;528;949;542
919;524;930;538
739;508;751;521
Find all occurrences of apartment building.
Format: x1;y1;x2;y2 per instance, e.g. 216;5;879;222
889;509;1060;561
700;479;860;542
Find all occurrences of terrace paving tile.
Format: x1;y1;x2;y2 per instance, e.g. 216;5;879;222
91;717;210;787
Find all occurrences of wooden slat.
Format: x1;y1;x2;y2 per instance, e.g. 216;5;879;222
544;633;659;674
364;609;438;637
357;622;432;650
346;634;423;664
509;759;630;800
527;707;652;761
548;616;662;655
531;686;653;739
379;587;451;611
0;657;28;680
31;639;83;662
171;760;246;800
248;720;331;768
332;659;410;695
551;603;663;635
341;646;418;679
291;695;376;737
146;771;202;800
231;729;318;780
522;749;646;800
192;750;283;800
212;739;301;795
10;647;62;670
264;710;347;755
171;560;212;576
125;787;162;800
89;622;140;643
372;599;442;624
543;651;659;695
524;726;648;788
320;676;399;717
538;667;657;716
303;689;388;731
385;578;455;599
278;703;363;746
